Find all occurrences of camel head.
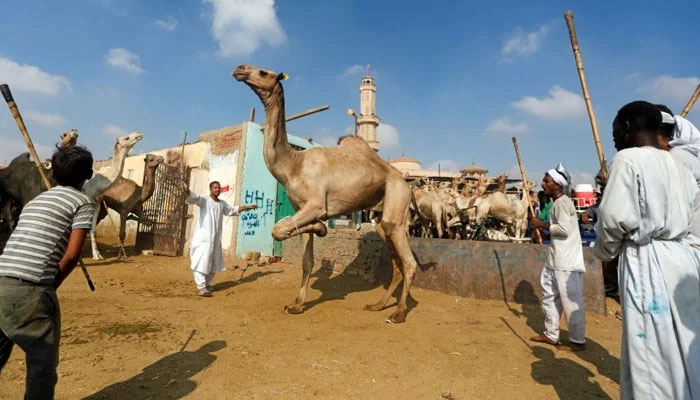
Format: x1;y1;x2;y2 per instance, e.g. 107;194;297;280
115;131;143;153
232;64;287;102
144;154;164;169
59;129;78;148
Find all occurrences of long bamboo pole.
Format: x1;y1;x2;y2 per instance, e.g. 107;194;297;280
1;84;95;291
681;84;700;118
512;137;542;244
564;11;607;181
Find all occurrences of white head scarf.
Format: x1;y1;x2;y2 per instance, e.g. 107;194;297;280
547;162;571;191
670;115;700;148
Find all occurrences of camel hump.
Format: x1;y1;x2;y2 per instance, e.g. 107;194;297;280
9;152;31;166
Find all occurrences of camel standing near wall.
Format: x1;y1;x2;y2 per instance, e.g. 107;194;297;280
234;64;418;323
0;130;79;230
96;154;163;258
473;180;536;238
85;132;143;260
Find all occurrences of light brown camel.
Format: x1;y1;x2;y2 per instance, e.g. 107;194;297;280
96;154;164;258
85;131;143;259
233;64;418;323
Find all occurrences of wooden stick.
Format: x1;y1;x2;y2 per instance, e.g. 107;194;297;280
249;107;256;122
1;83;95;291
681;84;700;118
512;137;542;244
564;11;607;181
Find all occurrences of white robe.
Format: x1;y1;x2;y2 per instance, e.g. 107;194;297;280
186;192;239;275
594;147;700;400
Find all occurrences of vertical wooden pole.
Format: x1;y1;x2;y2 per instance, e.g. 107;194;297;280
564;11;607;181
512;137;542;244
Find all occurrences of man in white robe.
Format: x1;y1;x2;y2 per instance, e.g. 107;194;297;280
529;163;586;351
595;101;700;399
184;181;257;296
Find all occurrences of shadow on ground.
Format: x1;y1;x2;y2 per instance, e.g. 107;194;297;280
83;340;226;400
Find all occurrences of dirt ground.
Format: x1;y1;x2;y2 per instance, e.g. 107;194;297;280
0;245;623;399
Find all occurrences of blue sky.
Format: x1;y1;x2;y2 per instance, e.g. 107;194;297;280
1;0;698;185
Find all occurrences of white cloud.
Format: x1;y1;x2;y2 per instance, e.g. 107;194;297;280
105;48;144;75
0;136;53;165
501;24;551;61
512;86;586;119
155;16;178;32
203;0;286;57
639;75;700;104
341;65;364;78
0;57;71;96
102;123;127;137
506;164;543;186
377;123;400;149
428;159;461;173
484;117;530;136
24;110;66;128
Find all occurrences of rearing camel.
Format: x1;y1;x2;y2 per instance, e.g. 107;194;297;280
233;64;418;323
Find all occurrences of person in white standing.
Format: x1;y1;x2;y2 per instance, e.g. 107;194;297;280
594;100;700;399
528;163;586;352
183;181;257;296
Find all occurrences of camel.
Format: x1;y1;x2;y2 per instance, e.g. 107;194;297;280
0;129;79;230
85;132;143;260
233;64;418;323
411;186;448;238
473;180;536;239
96;154;164;258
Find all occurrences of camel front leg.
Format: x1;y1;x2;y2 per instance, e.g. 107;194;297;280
90;206;103;260
271;204;327;241
117;214;128;259
284;233;314;314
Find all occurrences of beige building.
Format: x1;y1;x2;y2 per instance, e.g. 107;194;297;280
460;163;489;178
389;156;460;182
356;67;380;151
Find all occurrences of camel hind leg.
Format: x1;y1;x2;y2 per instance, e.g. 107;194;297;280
284;233;314;314
364;222;403;312
377;178;418;324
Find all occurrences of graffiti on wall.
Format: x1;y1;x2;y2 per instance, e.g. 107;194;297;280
241;189;276;237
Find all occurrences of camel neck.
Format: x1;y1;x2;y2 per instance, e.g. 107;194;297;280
108;147;128;181
261;84;293;180
141;165;157;202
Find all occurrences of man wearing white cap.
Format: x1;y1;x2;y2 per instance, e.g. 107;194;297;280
528;163;586;351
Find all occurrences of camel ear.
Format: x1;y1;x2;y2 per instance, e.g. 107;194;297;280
277;73;289;81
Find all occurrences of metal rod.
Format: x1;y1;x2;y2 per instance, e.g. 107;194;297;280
512;137;542;244
564;11;607;181
681;84;700;118
285;105;329;122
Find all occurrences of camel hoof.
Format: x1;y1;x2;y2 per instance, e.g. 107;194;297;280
364;303;384;312
386;311;406;324
284;304;304;314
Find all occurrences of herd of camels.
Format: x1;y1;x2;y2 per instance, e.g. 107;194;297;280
0;64;538;324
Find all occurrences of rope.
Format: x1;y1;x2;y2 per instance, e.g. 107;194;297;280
278;215;301;236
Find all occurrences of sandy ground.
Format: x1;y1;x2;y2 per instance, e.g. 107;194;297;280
0;245;622;399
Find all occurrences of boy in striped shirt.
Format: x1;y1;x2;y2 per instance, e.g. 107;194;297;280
0;146;95;399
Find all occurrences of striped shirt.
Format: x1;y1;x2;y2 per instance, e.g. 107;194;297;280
0;186;95;284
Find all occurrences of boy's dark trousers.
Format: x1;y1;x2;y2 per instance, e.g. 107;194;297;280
0;276;60;400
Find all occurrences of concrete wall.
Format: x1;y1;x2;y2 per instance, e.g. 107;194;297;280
283;230;607;314
234;122;318;258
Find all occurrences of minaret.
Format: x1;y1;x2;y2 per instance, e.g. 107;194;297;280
357;65;380;151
